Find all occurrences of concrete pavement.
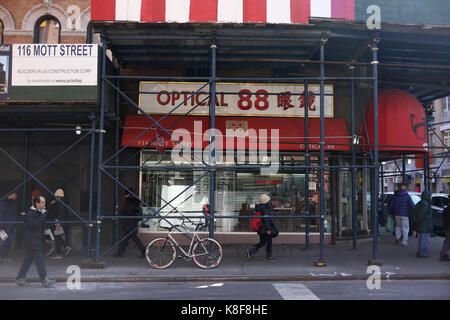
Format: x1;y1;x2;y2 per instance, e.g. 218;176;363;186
0;228;448;283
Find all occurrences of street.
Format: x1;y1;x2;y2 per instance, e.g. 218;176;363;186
0;280;448;300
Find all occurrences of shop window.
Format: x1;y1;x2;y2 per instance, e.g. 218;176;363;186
139;150;331;233
34;16;60;44
444;130;450;147
0;20;3;44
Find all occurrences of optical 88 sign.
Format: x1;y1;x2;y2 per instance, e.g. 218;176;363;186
139;82;334;118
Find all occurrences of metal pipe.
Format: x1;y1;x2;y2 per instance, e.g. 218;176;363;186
209;40;217;238
87;114;97;260
114;66;121;247
371;39;381;264
103;165;378;170
104;75;375;82
95;35;107;262
22;132;29;212
304;66;310;250
350;66;357;250
318;38;326;264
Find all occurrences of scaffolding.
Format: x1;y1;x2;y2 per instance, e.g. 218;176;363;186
2;20;450;269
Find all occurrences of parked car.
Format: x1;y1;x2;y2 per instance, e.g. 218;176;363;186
379;192;444;234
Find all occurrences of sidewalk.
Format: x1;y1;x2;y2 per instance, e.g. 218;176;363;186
0;229;449;283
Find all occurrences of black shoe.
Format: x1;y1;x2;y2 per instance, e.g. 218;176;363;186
41;277;56;288
15;278;29;287
113;253;124;258
440;256;449;262
265;256;276;262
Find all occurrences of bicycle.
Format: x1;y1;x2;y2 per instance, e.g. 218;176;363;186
145;220;223;269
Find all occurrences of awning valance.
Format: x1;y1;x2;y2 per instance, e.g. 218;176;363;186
121;115;350;151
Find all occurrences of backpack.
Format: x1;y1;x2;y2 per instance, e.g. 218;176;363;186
251;211;263;232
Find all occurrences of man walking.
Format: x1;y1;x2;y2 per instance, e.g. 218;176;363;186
439;199;450;262
15;195;55;287
114;189;146;258
412;190;433;258
0;192;18;262
389;185;415;246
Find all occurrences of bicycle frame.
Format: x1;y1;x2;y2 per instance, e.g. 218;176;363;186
164;230;203;259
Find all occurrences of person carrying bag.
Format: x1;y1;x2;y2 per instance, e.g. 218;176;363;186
246;194;278;262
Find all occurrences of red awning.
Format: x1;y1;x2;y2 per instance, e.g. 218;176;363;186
360;89;427;154
121;115;350;151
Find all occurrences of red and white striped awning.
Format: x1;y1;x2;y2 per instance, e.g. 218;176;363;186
92;0;355;24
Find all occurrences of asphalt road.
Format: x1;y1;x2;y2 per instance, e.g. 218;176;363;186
0;280;449;300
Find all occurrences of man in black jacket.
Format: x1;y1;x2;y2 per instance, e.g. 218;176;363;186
114;189;146;258
440;204;450;262
0;192;18;262
15;195;55;287
246;194;278;262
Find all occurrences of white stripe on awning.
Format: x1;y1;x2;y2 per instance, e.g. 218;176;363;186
218;0;243;23
115;0;142;21
310;0;331;18
267;0;291;23
166;0;190;22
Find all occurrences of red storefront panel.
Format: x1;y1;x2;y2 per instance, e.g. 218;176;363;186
121;115;350;151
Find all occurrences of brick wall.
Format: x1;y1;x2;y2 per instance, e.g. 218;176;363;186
1;0;91;44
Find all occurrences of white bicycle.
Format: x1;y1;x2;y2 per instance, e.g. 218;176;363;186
145;220;223;269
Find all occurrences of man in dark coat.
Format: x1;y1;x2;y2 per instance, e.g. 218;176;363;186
412;190;433;258
389;185;415;246
114;189;146;258
440;201;450;261
0;192;18;262
246;194;278;262
15;195;55;287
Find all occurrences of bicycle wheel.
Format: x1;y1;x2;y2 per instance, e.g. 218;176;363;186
192;238;223;269
145;238;176;269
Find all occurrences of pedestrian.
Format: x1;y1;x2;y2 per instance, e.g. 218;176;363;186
246;194;279;262
439;199;450;262
15;195;56;287
0;192;18;262
114;188;146;258
47;189;71;259
412;190;433;258
31;189;53;255
389;185;415;246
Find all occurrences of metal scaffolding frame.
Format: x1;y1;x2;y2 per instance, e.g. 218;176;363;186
3;21;450;269
89;26;383;267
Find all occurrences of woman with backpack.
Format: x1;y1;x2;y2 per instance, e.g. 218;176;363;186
246;194;279;262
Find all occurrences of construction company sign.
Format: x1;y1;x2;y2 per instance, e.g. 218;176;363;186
139;82;334;118
11;44;98;86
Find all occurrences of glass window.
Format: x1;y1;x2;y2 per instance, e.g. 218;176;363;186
444;130;450;147
34;16;60;44
139;150;331;233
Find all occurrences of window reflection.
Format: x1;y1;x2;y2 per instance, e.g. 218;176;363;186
36;17;60;44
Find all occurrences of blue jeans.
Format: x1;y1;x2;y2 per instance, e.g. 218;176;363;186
0;228;14;259
418;233;430;257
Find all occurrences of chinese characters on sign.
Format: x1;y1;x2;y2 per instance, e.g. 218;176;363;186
139;82;334;118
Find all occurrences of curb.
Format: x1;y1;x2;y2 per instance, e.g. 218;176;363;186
1;274;450;283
